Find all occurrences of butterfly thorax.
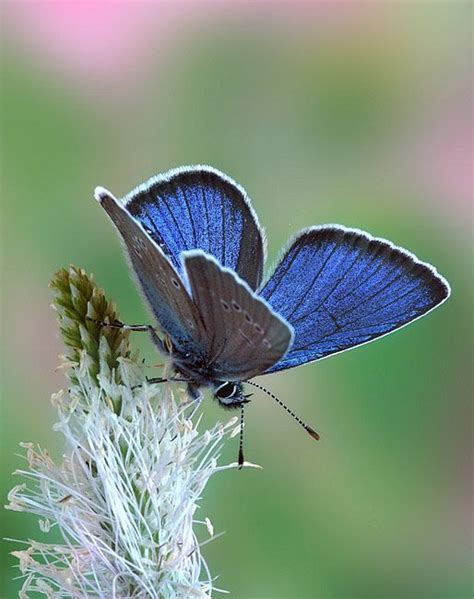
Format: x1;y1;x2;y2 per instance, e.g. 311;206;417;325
171;351;216;384
169;353;249;409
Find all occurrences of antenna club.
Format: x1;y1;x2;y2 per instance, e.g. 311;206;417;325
238;447;245;469
246;380;320;442
305;426;320;441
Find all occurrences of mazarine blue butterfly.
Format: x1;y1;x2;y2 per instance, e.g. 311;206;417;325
95;166;450;462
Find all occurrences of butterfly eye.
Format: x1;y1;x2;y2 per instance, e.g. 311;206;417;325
215;382;237;399
231;301;241;312
263;338;272;348
171;278;180;289
254;323;263;334
244;311;253;323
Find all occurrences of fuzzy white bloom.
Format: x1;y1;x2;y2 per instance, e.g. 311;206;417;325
6;267;258;598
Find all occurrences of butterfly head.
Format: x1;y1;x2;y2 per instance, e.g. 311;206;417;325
213;381;252;409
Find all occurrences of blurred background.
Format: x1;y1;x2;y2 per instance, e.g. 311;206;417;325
1;2;472;597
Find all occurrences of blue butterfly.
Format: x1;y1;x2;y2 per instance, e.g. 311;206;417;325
95;166;450;458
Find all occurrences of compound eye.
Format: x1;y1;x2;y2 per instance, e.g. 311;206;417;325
216;382;237;400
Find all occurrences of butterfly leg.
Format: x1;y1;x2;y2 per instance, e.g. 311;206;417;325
87;317;153;332
145;376;188;384
131;375;188;391
88;317;167;352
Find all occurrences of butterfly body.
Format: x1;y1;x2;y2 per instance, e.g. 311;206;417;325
160;342;247;408
95;165;450;416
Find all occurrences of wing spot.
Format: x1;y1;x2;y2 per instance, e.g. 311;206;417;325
239;329;254;346
171;278;180;289
145;227;153;236
244;311;253;323
254;323;264;334
231;301;241;312
221;299;231;311
263;338;272;348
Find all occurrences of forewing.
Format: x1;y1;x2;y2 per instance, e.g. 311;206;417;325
183;251;293;381
260;226;450;372
122;166;265;290
95;187;205;355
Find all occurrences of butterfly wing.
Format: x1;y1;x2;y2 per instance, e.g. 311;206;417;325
260;226;450;372
183;251;293;381
121;166;266;290
95;187;206;355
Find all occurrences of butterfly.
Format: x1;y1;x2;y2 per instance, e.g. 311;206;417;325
95;166;450;462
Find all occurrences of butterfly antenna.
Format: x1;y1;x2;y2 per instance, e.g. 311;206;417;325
238;404;245;470
246;380;320;441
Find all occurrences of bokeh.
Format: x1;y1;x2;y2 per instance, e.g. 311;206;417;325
1;2;472;598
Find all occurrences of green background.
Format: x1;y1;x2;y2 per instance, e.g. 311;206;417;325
1;3;472;598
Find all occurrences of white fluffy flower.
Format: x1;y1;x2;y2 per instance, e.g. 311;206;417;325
6;267;258;598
